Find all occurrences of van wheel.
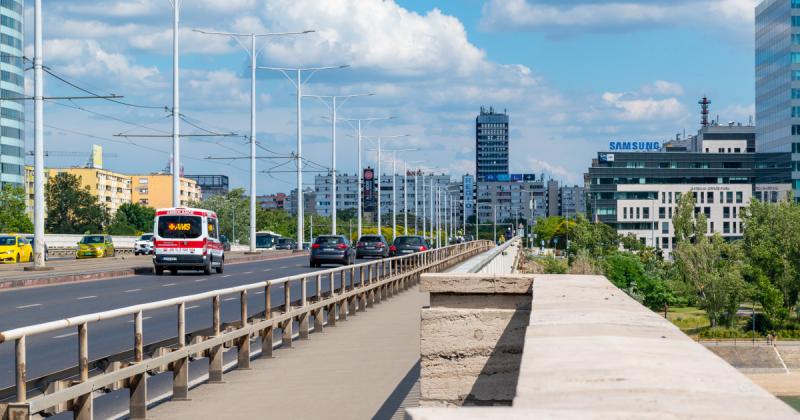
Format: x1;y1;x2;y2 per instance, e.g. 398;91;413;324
215;258;224;274
204;258;212;275
155;266;164;276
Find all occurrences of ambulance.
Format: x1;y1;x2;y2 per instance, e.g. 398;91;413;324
152;207;224;275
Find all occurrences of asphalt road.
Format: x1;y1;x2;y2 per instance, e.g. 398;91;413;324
0;254;377;390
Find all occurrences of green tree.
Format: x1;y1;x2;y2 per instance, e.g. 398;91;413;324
620;233;645;252
108;203;156;235
45;172;109;234
0;184;32;233
672;192;707;244
190;188;250;244
567;214;619;257
604;252;646;291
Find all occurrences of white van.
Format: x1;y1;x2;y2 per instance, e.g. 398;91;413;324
153;207;224;275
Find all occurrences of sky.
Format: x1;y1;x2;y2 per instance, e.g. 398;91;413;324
24;0;759;193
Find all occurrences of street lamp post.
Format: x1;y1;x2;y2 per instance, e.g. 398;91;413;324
402;160;423;235
258;65;349;249
365;136;410;239
194;29;312;253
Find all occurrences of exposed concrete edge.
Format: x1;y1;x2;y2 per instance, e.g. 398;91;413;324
420;273;533;294
0;251;307;292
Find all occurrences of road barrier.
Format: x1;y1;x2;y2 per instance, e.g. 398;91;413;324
0;240;493;420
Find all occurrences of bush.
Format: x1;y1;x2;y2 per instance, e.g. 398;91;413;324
698;327;756;339
569;250;603;275
540;256;567;274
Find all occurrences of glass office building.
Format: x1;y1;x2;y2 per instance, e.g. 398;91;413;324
0;0;24;189
756;0;800;197
476;107;509;181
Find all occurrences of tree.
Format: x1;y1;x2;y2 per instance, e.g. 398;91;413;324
190;188;250;244
673;192;706;244
0;184;32;233
620;233;644;252
567;214;619;258
45;172;109;234
605;252;646;291
108;203;155;235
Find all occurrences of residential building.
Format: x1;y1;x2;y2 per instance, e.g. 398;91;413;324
46;167;132;214
258;193;288;210
0;0;24;189
476;106;509;181
315;172;359;217
462;174;475;221
185;175;229;200
546;179;560;217
476;175;547;225
756;0;800;198
560;185;586;216
131;174;201;209
286;188;316;216
587;138;791;256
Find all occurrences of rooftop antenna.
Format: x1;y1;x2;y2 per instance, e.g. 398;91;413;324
699;96;711;127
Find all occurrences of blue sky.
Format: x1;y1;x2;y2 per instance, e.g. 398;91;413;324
26;0;758;192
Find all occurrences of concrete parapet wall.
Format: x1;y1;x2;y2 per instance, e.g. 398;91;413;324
419;273;533;407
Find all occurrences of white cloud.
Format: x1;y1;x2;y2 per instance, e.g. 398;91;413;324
602;92;686;122
42;39;162;88
641;80;685;96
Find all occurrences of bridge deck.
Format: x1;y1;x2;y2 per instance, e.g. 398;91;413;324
150;286;428;420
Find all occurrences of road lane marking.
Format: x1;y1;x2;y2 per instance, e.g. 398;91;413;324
124;289;142;293
76;295;97;300
16;304;41;309
127;316;152;323
186;305;200;310
223;297;237;302
254;291;264;295
295;264;303;267
242;271;253;274
279;266;288;269
53;332;78;339
195;278;207;282
262;268;272;272
221;275;231;278
162;283;176;287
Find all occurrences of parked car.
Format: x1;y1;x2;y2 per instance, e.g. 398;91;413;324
0;234;33;264
302;242;311;250
134;233;154;255
23;235;47;261
220;235;232;252
309;235;355;267
76;234;115;259
276;237;297;250
389;235;429;257
355;234;389;258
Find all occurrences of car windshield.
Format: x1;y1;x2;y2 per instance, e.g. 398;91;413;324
395;237;423;246
277;238;292;245
256;234;277;248
315;236;344;245
360;236;383;242
0;236;16;246
139;234;153;241
80;236;105;244
157;216;202;239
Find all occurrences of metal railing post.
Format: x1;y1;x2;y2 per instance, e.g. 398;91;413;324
314;274;324;333
349;267;357;315
15;336;26;403
368;263;375;307
282;281;293;348
209;296;224;383
340;270;349;321
359;265;367;311
300;277;310;339
130;311;147;419
328;273;337;327
261;284;274;358
173;302;189;400
238;290;251;369
73;322;92;419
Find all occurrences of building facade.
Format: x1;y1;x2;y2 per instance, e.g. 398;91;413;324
0;0;24;189
476;106;509;181
560;185;586;216
755;0;800;198
587;146;791;256
47;167;132;214
258;193;287;210
286;188;316;216
185;175;229;200
476;177;547;225
131;174;201;209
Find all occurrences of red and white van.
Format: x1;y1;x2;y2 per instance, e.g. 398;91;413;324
153;207;224;275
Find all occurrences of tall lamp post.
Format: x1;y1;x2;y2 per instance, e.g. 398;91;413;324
193;29;313;253
364;135;410;237
258;65;349;249
402;160;423;234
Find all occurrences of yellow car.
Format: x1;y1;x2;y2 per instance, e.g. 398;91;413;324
0;234;33;264
76;234;116;259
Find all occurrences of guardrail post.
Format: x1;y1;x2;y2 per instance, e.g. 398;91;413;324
359;265;367;312
348;267;357;316
314;274;324;333
367;263;375;308
299;277;310;339
173;302;189;400
282;282;293;348
238;290;251;369
130;311;147;419
340;270;349;321
15;336;26;404
328;273;337;327
209;296;224;383
73;322;92;419
261;284;273;358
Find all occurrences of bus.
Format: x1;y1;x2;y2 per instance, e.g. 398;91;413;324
255;231;282;250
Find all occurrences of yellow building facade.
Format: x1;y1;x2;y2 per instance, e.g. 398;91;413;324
131;174;201;209
46;168;132;214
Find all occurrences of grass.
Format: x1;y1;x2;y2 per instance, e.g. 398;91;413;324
667;307;711;336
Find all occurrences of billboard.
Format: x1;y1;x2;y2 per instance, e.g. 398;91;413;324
363;167;376;212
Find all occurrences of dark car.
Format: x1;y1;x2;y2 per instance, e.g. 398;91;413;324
220;235;232;252
390;235;430;257
309;235;355;267
355;235;389;258
276;237;297;250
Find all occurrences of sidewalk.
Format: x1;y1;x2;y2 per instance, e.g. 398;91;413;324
0;250;304;290
150;286;429;420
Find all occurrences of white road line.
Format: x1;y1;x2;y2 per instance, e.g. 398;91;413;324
76;295;97;300
242;271;253;275
254;291;264;295
127;316;152;323
53;332;78;339
223;297;237;302
221;274;231;278
186;305;200;310
262;268;272;272
195;278;207;282
162;283;176;287
279;266;288;269
16;304;42;309
295;264;303;267
124;289;142;293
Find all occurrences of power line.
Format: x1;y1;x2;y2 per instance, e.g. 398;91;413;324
42;66;167;110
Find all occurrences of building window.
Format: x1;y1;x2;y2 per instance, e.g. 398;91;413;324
661;222;669;234
733;207;738;218
659;207;665;219
139;179;148;184
706;192;713;203
723;222;730;234
710;221;715;233
662;237;669;249
704;207;711;218
636;208;640;219
668;207;673;219
736;191;743;203
726;191;733;203
723;207;730;218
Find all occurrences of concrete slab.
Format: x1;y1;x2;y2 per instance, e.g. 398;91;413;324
149;285;430;420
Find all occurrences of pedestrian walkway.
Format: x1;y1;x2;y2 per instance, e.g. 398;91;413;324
150;285;429;420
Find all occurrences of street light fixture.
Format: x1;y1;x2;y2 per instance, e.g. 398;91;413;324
402;160;424;234
364;134;410;237
258;64;349;250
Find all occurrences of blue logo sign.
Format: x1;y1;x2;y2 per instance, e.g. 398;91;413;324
608;141;662;151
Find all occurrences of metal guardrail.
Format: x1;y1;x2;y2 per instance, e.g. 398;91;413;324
47;247;135;257
468;236;521;274
0;240;493;420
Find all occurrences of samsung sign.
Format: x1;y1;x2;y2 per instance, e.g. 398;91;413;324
608;141;662;151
